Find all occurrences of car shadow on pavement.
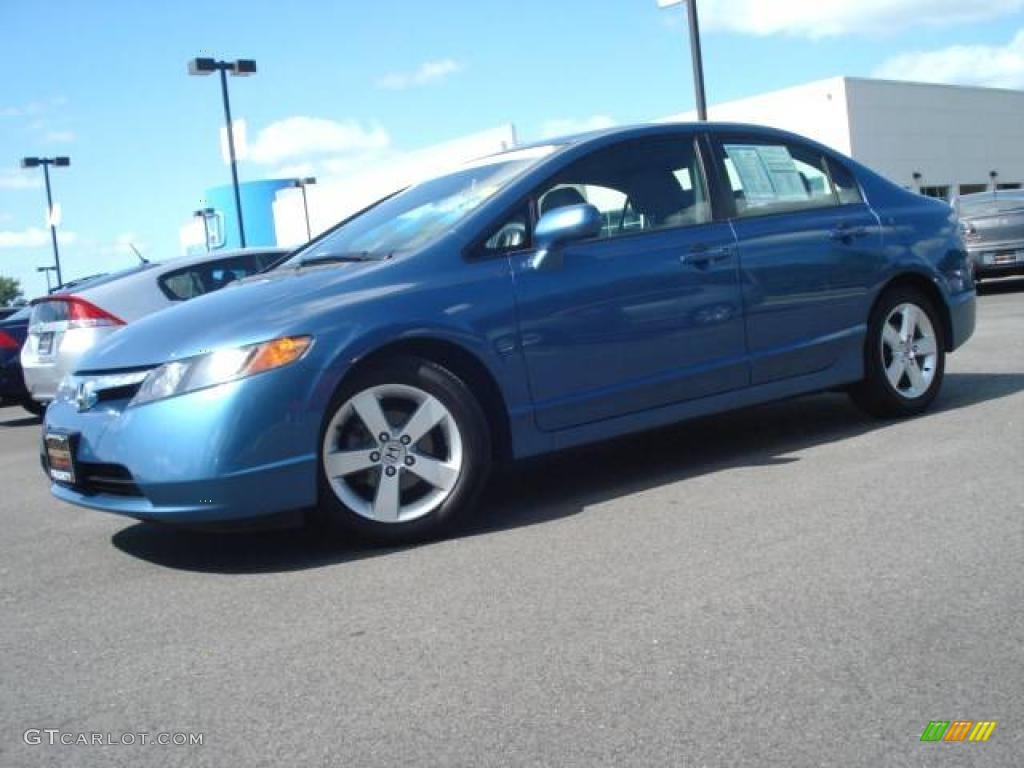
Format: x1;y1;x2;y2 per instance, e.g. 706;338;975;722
111;371;1024;574
977;276;1024;295
0;412;41;428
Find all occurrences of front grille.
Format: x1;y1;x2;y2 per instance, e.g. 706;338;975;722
76;462;144;497
95;382;143;403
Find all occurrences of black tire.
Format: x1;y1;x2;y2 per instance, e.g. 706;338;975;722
315;355;491;544
21;398;44;417
849;286;946;418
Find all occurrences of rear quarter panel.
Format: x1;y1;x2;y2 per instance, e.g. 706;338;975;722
856;165;973;309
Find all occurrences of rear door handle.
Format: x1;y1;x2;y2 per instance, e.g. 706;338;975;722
829;223;869;241
683;244;735;268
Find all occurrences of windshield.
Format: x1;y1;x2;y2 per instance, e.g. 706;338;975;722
959;192;1024;217
278;146;558;267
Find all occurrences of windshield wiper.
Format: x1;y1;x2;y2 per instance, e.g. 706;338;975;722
297;251;378;267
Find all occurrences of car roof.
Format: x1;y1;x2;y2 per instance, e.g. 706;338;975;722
960;190;1024;202
42;247;292;298
50;264;157;295
157;246;291;272
511;121;806;152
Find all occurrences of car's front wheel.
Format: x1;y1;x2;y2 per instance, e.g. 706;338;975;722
849;286;946;418
316;355;491;543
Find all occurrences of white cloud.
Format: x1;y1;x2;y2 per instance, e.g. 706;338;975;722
539;115;616;139
246;117;390;165
375;59;462;90
0;101;45;118
0;169;41;190
271;162;317;179
0;227;77;249
693;0;1024;38
43;129;76;144
107;232;146;260
1;96;68;120
874;29;1024;88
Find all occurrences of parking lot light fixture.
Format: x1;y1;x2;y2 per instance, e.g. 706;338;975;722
193;207;215;252
292;177;317;241
656;0;708;121
188;56;257;248
36;265;57;292
21;155;71;286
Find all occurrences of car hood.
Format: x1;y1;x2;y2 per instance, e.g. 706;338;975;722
78;260;400;371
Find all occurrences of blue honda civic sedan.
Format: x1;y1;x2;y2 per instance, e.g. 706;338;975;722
42;123;976;541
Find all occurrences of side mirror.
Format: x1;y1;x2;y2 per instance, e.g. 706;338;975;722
531;203;602;270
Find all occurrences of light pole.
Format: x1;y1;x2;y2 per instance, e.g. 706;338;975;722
193;208;215;252
657;0;708;121
21;156;70;286
292;177;316;241
188;56;256;248
36;265;57;293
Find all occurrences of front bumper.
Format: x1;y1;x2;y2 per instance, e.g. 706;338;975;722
41;365;322;524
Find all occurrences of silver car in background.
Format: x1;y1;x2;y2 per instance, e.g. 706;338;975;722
21;247;288;405
958;190;1024;281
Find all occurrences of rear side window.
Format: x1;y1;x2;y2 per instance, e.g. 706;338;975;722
159;254;263;301
826;157;863;205
717;138;854;218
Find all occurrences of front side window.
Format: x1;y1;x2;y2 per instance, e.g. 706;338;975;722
278;146;559;267
718;138;849;218
533;136;711;240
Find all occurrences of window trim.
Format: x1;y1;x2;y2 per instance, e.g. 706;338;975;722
465;132;718;260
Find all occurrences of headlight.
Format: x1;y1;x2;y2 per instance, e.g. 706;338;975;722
130;335;312;406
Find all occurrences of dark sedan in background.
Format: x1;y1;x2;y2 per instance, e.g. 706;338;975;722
959;190;1024;281
0;307;40;415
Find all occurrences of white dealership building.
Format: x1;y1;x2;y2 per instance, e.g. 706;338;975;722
665;76;1024;201
182;76;1024;251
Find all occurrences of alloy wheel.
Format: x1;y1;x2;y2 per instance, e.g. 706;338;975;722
322;384;463;523
880;302;938;399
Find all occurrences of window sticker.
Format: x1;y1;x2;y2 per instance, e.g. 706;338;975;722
725;144;809;203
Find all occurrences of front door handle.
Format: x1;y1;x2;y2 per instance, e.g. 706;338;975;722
683;244;734;268
829;223;869;242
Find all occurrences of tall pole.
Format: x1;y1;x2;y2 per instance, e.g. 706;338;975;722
41;163;63;286
686;0;708;121
300;184;311;241
219;67;246;248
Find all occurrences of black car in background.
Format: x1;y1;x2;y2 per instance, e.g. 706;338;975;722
0;307;39;416
959;190;1024;281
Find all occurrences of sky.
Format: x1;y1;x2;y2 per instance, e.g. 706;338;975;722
2;0;1024;298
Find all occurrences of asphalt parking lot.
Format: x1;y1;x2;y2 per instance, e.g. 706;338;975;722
1;281;1022;768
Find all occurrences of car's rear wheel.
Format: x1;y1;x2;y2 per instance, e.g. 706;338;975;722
849;287;945;418
316;355;490;543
